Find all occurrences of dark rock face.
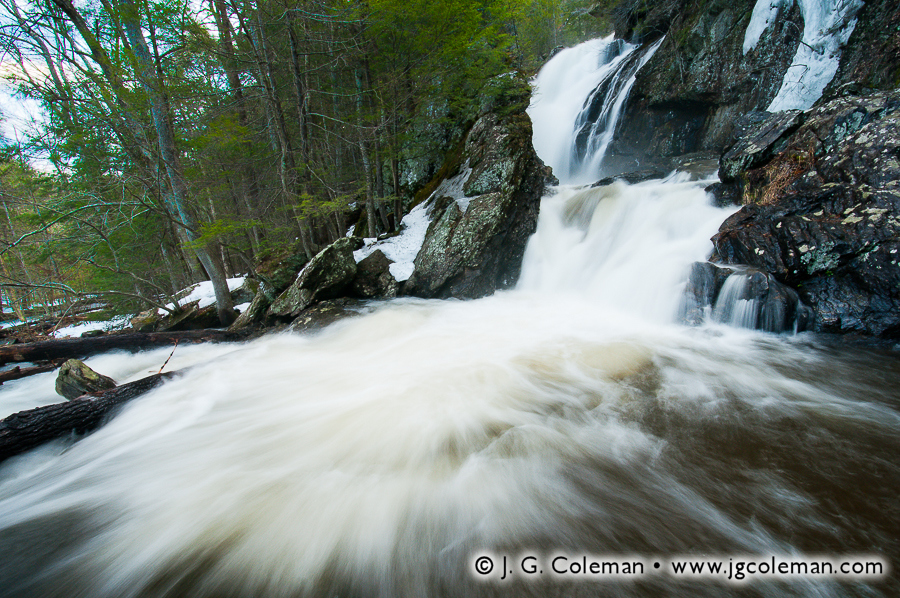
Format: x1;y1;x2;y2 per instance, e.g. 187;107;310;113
403;103;553;299
603;0;804;168
268;237;365;320
350;250;398;299
824;0;900;97
55;358;116;400
718;110;802;183
710;91;900;336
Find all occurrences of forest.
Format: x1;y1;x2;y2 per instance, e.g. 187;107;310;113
0;0;604;327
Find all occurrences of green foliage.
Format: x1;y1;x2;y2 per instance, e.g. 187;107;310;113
0;0;610;314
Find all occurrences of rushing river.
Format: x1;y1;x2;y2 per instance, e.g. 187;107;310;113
0;38;898;598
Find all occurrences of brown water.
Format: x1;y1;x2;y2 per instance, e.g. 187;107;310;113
0;178;897;598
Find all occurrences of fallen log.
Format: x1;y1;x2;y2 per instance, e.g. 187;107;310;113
0;361;65;385
0;372;176;465
0;329;252;367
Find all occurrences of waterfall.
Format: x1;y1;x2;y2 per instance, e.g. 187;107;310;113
528;36;662;185
1;36;898;598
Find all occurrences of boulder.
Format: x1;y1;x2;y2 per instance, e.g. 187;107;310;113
228;280;275;331
288;298;369;333
350;250;399;299
55;358;116;400
268;237;364;320
403;86;553;299
718;110;803;183
710;90;900;336
254;241;312;294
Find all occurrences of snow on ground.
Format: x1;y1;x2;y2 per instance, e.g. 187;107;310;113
52;315;132;339
158;277;246;314
0;318;38;330
352;164;473;282
235;302;251;313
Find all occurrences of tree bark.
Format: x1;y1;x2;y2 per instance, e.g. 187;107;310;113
0;361;65;385
0;372;175;465
119;0;236;326
0;329;252;367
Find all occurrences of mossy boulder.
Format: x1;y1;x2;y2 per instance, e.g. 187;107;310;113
55;359;116;400
268;237;364;320
350;250;399;299
403;90;554;299
254;241;311;294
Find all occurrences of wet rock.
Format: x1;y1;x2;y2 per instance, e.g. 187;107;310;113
591;168;667;187
711;91;900;336
719;110;803;183
404;95;553;299
55;358;117;400
228;280;275;331
268;237;364;320
350;250;398;299
704;182;741;207
680;261;733;325
288;298;369;333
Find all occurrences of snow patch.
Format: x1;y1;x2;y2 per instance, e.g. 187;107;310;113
52;315;131;339
354;202;432;282
435;161;473;213
743;0;788;53
744;0;864;112
159;277;246;315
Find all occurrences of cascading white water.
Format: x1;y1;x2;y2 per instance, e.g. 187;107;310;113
528;36;662;184
1;36;898;598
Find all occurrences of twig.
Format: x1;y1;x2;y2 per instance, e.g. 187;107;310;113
157;339;178;374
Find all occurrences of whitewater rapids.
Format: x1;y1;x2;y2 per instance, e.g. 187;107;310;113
1;176;898;598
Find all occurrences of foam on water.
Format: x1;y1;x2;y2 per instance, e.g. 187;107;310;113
1;32;898;598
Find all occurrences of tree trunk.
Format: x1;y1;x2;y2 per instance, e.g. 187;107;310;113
392;158;403;231
0;372;175;465
211;0;263;252
0;329;253;367
119;0;236;326
246;2;314;259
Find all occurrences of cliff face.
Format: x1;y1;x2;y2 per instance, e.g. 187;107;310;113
602;0;802;168
711;91;900;336
599;0;897;170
